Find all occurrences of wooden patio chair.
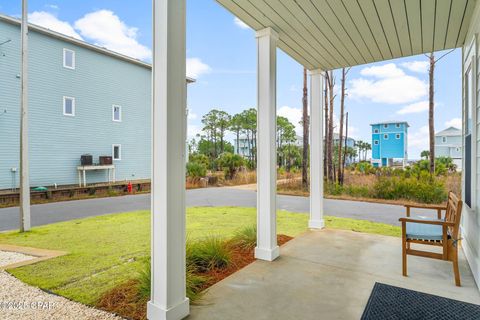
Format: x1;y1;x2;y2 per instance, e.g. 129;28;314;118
399;192;463;286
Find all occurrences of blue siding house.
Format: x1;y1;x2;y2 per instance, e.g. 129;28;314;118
0;14;191;190
371;121;409;167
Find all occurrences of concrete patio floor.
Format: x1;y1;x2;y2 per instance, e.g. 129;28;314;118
189;229;480;320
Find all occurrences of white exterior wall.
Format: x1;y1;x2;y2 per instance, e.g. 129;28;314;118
462;1;480;291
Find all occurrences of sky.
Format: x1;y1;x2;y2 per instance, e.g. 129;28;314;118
0;0;462;159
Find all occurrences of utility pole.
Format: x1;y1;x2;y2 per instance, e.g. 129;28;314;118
20;0;31;232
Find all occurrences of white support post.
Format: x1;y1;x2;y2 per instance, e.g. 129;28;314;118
148;0;189;319
309;70;325;229
255;27;279;261
19;0;31;232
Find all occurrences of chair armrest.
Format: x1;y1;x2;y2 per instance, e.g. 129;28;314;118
404;204;446;219
404;204;446;210
398;217;454;226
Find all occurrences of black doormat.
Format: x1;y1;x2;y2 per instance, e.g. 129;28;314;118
361;283;480;320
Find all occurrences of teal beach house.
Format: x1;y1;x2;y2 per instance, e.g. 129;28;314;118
0;14;192;190
371;121;409;168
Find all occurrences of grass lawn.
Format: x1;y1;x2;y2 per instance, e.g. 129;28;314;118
0;207;400;306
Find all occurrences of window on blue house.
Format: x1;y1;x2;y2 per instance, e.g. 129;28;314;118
383;124;388;129
112;144;121;161
63;49;75;69
374;129;379;133
442;136;447;143
112;105;122;122
395;123;401;128
383;134;388;140
63;96;75;116
396;134;401;139
374;140;379;145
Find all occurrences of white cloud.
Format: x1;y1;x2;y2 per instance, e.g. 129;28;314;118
348;74;428;105
346;125;358;139
46;4;59;10
397;101;429;115
234;17;249;29
29;11;82;40
186;58;211;78
278;105;303;136
409;125;430;152
187;111;197;120
401;61;429;73
360;63;405;78
445;118;462;129
74;10;151;61
187;124;202;140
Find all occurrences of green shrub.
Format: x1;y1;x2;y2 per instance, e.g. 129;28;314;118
325;182;344;196
137;258;151;300
354;161;375;174
187;236;232;272
344;185;371;198
136;257;207;303
373;173;446;204
186;161;207;178
186;264;209;302
189;154;210;168
217;152;244;179
231;225;257;250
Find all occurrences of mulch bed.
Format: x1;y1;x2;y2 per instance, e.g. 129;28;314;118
97;234;293;320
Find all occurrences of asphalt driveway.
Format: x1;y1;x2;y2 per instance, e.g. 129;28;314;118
0;187;436;232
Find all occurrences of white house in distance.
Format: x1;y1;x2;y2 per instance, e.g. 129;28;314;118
435;127;462;169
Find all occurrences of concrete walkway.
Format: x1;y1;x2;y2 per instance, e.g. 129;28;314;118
0;187;430;232
190;229;480;320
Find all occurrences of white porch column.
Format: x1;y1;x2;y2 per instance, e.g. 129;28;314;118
148;0;189;319
309;70;325;229
255;27;279;261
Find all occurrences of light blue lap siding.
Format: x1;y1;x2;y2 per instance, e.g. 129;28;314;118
0;20;151;189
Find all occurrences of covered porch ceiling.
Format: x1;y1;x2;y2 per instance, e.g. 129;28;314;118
216;0;476;70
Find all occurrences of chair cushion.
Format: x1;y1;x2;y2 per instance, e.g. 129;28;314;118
406;222;443;241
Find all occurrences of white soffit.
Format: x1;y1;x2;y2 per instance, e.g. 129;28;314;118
216;0;476;70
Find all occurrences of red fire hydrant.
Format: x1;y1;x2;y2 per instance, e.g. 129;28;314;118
127;182;133;193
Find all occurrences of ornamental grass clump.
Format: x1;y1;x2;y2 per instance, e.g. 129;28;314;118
136;257;208;303
186;236;232;272
231;225;257;250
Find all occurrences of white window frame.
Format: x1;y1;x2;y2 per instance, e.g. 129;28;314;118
63;48;75;69
63;96;75;116
442;136;447;143
395;134;401;139
383;134;389;140
374;140;379;145
112;105;122;122
383;124;388;129
395;123;401;128
112;144;122;161
374;129;379;133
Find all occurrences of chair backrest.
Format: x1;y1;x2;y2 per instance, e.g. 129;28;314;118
445;191;463;238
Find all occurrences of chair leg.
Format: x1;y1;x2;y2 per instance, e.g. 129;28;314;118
402;239;407;276
452;248;461;287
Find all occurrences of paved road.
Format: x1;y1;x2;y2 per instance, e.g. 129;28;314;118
0;187;437;231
